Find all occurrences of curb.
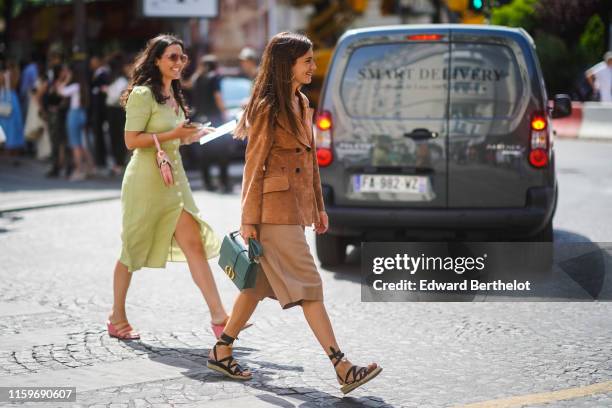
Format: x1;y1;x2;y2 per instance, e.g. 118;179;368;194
0;193;121;214
553;101;612;140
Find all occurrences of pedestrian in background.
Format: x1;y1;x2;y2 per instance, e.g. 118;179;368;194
0;60;25;155
108;34;248;340
89;54;110;170
105;54;130;176
19;52;42;120
57;64;94;181
23;69;51;160
238;47;258;81
206;32;382;395
188;55;230;192
586;51;612;103
44;63;70;177
234;47;260;165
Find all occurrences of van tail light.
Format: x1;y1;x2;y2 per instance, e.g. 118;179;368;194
529;112;549;168
316;111;332;132
317;148;333;167
315;110;333;167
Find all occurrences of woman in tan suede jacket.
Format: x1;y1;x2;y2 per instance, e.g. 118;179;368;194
240;96;324;226
206;32;382;395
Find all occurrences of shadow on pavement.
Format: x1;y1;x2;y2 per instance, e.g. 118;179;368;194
0;214;23;234
0;158;122;193
124;342;393;407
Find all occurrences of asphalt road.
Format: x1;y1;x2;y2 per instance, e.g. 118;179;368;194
553;138;612;242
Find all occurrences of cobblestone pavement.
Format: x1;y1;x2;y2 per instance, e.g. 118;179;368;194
1;195;612;408
1;140;612;407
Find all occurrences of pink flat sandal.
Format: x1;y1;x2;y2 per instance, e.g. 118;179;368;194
107;320;141;340
211;317;253;339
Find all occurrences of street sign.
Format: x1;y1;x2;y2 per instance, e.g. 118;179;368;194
141;0;218;18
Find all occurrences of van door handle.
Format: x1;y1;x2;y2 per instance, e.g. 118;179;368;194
404;128;439;140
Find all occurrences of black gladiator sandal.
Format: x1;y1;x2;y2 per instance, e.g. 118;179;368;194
207;333;252;380
328;346;382;395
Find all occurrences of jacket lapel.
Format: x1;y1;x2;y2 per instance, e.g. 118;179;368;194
275;97;313;148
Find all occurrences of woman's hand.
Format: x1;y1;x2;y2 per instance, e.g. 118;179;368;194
182;126;216;145
172;122;212;145
240;224;258;242
314;211;329;234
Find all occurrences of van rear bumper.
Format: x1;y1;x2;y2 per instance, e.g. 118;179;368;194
323;186;556;236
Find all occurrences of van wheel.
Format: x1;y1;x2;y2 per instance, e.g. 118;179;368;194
532;220;553;242
316;234;346;266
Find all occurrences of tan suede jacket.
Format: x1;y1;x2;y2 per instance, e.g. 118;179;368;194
241;92;325;226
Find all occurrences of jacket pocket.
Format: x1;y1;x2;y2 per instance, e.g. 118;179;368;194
263;175;289;193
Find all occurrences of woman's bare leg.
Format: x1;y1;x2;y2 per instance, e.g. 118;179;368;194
223;290;259;337
207;290;259;378
173;210;227;324
108;261;133;327
72;147;83;174
302;300;377;384
82;146;96;175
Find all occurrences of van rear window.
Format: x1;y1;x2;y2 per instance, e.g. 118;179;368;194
341;43;449;119
340;42;524;120
449;43;524;119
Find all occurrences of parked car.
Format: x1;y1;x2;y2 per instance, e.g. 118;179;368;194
313;24;572;266
220;75;252;121
219;75;252;161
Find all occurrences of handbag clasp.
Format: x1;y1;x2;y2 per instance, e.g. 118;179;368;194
224;265;235;280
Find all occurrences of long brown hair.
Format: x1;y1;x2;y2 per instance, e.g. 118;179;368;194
235;32;312;140
120;34;189;116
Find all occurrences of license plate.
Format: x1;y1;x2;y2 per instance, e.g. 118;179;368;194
353;174;429;194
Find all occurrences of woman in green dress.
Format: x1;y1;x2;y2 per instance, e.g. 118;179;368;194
107;34;230;340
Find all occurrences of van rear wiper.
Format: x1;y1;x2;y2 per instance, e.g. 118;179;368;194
404;128;439;140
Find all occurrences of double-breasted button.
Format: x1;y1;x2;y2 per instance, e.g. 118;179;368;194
295;168;301;173
295;148;301;153
306;146;312;152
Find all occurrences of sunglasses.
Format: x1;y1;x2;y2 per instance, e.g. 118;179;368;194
165;53;189;64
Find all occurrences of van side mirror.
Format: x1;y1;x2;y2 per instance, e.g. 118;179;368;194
551;94;572;118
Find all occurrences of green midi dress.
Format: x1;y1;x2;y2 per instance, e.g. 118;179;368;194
119;86;221;272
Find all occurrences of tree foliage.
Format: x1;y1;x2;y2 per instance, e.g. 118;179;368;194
490;0;609;98
536;0;604;43
579;14;606;66
491;0;538;31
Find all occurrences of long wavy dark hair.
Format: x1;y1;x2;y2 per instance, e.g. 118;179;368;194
120;34;189;116
65;63;90;109
235;32;312;140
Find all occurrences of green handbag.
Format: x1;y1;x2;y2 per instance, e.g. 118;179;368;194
218;231;263;290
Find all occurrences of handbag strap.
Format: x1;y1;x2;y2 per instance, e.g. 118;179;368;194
152;133;162;153
229;230;263;262
248;238;263;261
232;248;248;269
